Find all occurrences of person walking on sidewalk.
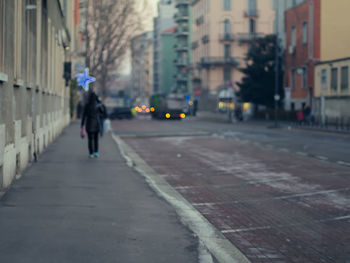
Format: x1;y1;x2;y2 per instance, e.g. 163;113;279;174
81;92;101;158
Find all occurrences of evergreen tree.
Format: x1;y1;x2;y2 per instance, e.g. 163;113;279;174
236;35;284;109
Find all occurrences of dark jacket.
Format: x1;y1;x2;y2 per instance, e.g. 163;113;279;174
81;98;101;133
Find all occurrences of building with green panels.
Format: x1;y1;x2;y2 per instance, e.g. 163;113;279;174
160;27;178;94
174;0;192;96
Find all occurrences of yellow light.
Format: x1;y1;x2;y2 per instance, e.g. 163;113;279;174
142;105;147;110
243;102;250;112
180;113;186;119
150;107;155;112
166;113;171;119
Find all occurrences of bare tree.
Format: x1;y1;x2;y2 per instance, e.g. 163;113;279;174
84;0;148;100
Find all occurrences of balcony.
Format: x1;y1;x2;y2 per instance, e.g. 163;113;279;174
237;32;264;43
175;44;189;52
200;57;240;68
174;12;189;23
220;33;235;42
175;73;188;82
244;9;259;17
175;0;190;7
175;57;188;67
174;27;189;37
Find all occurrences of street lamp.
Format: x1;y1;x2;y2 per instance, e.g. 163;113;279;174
274;0;280;128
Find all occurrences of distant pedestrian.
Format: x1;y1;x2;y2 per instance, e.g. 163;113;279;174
297;110;304;125
81;92;101;158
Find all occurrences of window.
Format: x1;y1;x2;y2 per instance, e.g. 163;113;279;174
248;0;257;13
224;44;231;58
331;68;338;91
341;66;349;90
223;0;231;10
302;22;307;44
224;68;231;82
249;19;256;33
224;19;231;35
291;26;296;47
291;69;296;89
301;68;307;89
0;0;5;72
14;0;23;80
321;69;328;89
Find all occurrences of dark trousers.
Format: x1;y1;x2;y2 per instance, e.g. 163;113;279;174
87;132;99;155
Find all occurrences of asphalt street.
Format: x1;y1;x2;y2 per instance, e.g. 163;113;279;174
0;123;199;263
112;115;350;263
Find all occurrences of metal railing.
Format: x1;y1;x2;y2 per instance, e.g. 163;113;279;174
200;57;240;67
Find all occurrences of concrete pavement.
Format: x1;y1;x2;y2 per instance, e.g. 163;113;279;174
0;122;199;263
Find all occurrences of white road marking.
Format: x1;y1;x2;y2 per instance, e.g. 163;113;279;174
316;155;328;161
112;133;251;263
337;161;350;167
221;214;350;234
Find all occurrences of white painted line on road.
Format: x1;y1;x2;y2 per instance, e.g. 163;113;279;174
279;148;289;153
274;187;350;200
222;226;272;234
221;214;350;234
112;133;251;263
316;155;328;161
337;161;350;167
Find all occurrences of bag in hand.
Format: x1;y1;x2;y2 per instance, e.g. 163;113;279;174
80;125;86;138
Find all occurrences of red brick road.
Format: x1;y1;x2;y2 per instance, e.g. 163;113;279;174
113;119;350;262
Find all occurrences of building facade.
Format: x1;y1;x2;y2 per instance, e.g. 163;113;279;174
131;31;153;105
160;27;178;94
174;0;192;95
313;0;350;123
284;0;320;111
153;0;177;93
191;0;275;110
0;0;76;189
314;57;350;123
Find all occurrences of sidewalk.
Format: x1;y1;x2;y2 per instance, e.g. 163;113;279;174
0;122;198;263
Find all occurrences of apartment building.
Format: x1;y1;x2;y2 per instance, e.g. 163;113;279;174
284;0;319;111
173;0;192;94
0;0;76;189
131;31;153;104
153;0;176;93
160;27;178;94
285;0;350;118
191;0;275;110
313;0;350;122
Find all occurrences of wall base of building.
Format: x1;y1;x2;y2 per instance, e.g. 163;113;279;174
314;97;350;124
0;112;70;190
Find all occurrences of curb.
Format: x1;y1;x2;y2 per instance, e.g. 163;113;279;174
111;132;251;263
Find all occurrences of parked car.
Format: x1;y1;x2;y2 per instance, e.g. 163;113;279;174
109;107;133;120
